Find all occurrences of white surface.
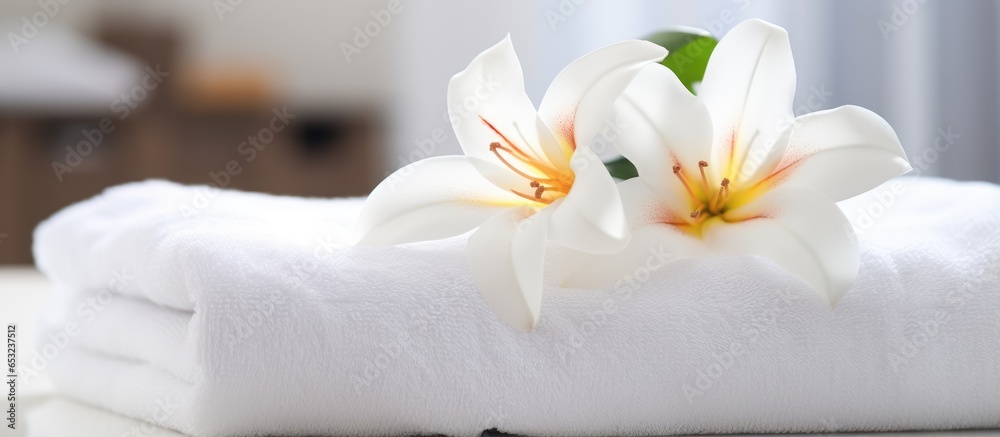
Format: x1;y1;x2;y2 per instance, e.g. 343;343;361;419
0;267;54;399
26;177;1000;437
0;267;185;436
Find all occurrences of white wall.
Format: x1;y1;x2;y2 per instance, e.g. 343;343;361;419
389;0;1000;183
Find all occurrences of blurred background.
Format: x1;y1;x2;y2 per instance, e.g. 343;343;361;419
0;0;998;264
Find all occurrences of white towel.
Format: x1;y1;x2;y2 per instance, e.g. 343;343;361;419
32;177;1000;437
27;397;187;437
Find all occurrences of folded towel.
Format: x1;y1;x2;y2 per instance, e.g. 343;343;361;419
27;397;187;437
32;178;1000;437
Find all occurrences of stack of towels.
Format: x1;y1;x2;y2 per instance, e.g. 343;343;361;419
34;178;1000;437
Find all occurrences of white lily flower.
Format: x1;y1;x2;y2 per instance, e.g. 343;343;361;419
354;36;667;330
562;20;912;305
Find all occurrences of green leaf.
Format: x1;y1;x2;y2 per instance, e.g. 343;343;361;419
604;156;638;180
604;27;718;179
645;26;718;94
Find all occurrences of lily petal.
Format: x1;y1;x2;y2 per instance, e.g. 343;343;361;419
560;179;706;288
699;19;796;182
709;187;859;305
467;205;551;331
538;40;667;157
547;148;629;254
745;105;911;202
614;63;715;221
354;156;531;245
448;35;567;179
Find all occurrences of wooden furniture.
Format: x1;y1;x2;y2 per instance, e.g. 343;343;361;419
0;104;383;265
0;24;383;265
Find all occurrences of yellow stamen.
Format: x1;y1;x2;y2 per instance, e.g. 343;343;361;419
719;178;730;208
673;165;701;207
488;141;573;205
671;160;739;224
690;207;707;223
490;142;559;185
698;161;711;196
534;186;545;198
511;189;552;204
709;178;730;213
